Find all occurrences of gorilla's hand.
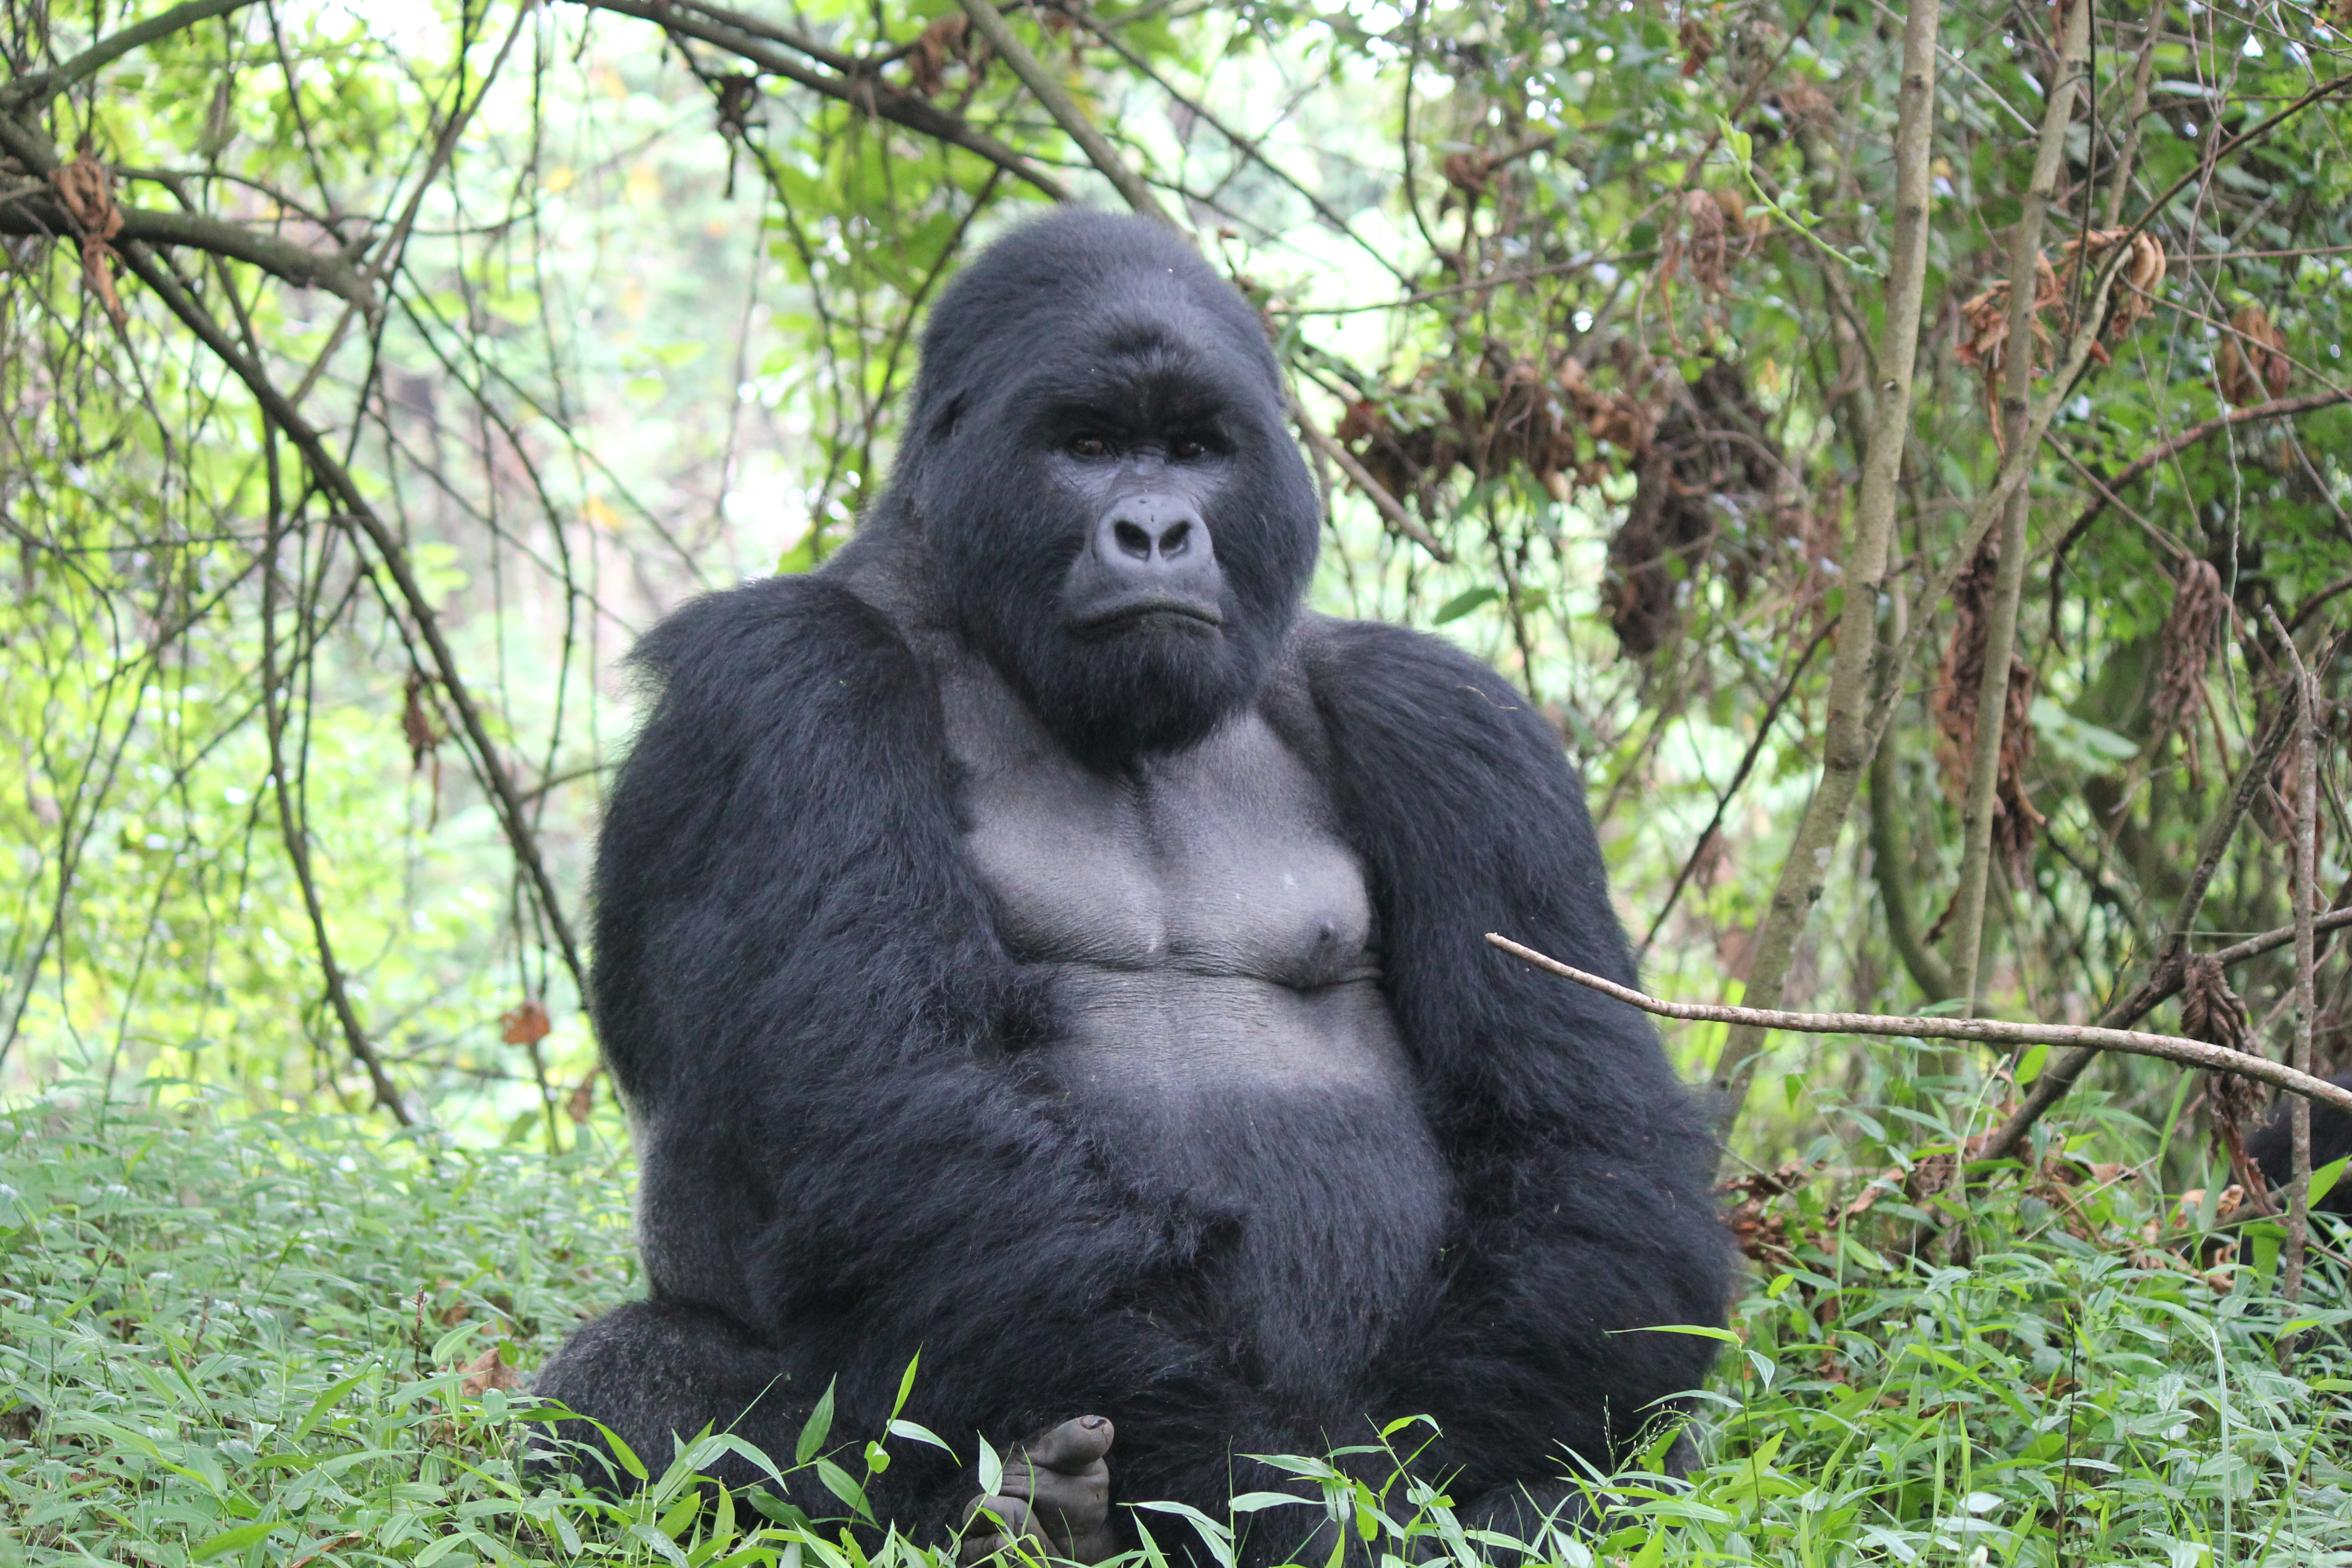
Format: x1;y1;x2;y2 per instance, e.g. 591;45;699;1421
959;1416;1117;1563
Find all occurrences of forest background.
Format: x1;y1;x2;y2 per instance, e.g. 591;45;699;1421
6;0;2352;1563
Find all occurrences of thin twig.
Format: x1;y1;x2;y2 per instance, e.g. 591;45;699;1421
0;0;261;110
566;0;1069;201
1978;699;2302;1162
2270;606;2318;1319
2048;389;2352;580
111;240;588;1000
1293;403;1451;561
1488;934;2352;1119
958;0;1172;225
1638;624;1832;961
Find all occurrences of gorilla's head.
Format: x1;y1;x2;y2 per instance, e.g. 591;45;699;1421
887;211;1321;767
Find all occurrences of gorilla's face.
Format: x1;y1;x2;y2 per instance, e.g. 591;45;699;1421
897;215;1320;768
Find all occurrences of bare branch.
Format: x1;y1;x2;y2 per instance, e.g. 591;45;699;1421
565;0;1070;201
1294;403;1452;562
957;0;1172;225
0;185;372;304
1;0;262;112
108;240;589;1003
1489;934;2352;1120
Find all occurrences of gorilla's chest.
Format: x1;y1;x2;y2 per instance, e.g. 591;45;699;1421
939;666;1411;1103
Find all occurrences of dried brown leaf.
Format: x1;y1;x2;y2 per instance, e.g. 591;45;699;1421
501;999;551;1045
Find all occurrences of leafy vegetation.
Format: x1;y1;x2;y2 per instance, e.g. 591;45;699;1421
6;1089;2352;1565
7;0;2352;1558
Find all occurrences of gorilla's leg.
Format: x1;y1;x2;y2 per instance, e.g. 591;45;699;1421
531;1299;807;1494
959;1416;1118;1564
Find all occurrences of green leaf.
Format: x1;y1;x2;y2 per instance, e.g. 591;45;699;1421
796;1378;836;1465
1433;586;1501;624
193;1520;281;1561
887;1418;952;1454
813;1455;872;1519
2017;1043;2050;1088
890;1352;921;1421
2310;1154;2350;1209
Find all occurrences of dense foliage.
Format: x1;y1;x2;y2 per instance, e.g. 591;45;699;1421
5;1095;2352;1566
5;0;2352;1557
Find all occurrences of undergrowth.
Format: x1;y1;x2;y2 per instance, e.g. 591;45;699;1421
5;1084;2352;1567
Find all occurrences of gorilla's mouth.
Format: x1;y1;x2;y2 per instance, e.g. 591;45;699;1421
1068;595;1225;635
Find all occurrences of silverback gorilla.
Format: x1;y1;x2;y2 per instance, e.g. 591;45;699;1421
535;211;1732;1560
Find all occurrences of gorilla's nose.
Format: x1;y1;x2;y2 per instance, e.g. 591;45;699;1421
1070;495;1223;629
1095;495;1211;577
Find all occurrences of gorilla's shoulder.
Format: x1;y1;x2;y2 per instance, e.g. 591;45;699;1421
618;573;946;782
630;571;931;705
1292;613;1566;770
632;573;906;685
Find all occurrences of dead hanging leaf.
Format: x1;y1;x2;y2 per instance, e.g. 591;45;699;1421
459;1345;524;1398
1928;530;2043;892
1773;78;1833;127
1678;17;1715;76
1955;255;2061;438
1662;188;1738;296
2058;228;2167;343
1607;361;1788;657
2216;305;2290;407
2148;559;2225;764
2180;956;2270;1204
903;13;970;98
1441;150;1490;200
401;672;441;769
501;999;552;1045
565;1064;602;1125
49;153;128;328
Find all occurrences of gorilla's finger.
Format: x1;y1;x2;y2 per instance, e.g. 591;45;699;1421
962;1493;1038;1551
1021;1415;1114;1474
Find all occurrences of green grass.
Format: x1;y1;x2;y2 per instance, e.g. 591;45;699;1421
5;1084;2351;1567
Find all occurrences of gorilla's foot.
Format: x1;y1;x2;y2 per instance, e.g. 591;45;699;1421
960;1415;1117;1564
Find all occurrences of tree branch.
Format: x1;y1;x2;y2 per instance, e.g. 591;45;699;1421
1946;0;2089;1009
1;0;262;112
1977;699;2301;1162
1489;934;2352;1119
1707;0;1943;1139
0;184;372;304
108;240;589;1004
564;0;1069;201
957;0;1172;225
1294;403;1452;561
2048;390;2352;578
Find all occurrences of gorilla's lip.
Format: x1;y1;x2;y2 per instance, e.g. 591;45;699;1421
1068;595;1225;633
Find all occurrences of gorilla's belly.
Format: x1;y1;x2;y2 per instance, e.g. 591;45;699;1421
1039;966;1410;1101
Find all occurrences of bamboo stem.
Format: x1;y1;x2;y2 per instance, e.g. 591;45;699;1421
1946;0;2092;1013
1707;0;1943;1139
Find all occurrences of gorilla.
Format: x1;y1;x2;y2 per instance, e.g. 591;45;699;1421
2249;1072;2352;1218
535;211;1731;1561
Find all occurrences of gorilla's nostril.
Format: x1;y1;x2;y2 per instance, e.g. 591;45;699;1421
1159;521;1191;558
1112;520;1153;561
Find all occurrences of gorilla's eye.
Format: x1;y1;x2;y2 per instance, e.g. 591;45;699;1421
1067;435;1110;459
1169;436;1209;460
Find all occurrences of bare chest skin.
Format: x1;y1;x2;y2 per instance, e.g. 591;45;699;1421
937;660;1415;1105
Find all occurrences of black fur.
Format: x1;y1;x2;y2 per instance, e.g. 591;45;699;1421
2249;1071;2352;1217
536;211;1732;1557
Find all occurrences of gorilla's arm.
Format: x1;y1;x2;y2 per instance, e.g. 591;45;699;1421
578;576;1215;1484
1302;619;1733;1495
